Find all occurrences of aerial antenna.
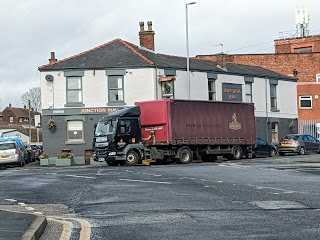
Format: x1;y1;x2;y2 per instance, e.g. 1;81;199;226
213;44;223;53
295;6;309;37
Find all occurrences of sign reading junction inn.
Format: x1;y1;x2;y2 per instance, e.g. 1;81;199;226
43;107;120;116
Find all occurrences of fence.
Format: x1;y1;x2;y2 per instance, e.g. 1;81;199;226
298;119;320;139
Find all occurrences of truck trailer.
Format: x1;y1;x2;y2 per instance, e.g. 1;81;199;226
93;99;256;166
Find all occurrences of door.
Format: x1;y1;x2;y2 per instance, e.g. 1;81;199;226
271;122;278;143
306;135;319;153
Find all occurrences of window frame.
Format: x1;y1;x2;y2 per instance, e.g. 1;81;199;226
66;76;83;105
208;78;216;101
161;80;174;98
316;74;320;83
299;95;312;109
108;75;124;104
245;82;253;103
270;83;278;110
66;120;84;142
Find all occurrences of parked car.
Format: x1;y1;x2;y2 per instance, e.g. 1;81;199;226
24;143;36;162
0;137;28;164
0;141;25;167
253;137;277;157
278;134;320;156
30;144;43;160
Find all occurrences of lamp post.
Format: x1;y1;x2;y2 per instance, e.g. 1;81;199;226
186;1;196;100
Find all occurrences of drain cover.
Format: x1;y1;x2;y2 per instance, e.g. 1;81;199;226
251;201;308;210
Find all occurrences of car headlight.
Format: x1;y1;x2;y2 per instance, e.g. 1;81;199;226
96;137;108;143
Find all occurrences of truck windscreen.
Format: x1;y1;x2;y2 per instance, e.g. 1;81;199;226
95;119;117;136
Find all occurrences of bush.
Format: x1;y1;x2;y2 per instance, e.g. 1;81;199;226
39;153;49;159
57;152;74;159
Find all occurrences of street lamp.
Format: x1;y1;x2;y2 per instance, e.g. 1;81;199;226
186;1;196;100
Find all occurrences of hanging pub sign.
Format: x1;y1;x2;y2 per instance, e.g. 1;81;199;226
222;83;242;102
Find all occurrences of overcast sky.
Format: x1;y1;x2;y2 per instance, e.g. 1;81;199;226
0;0;318;110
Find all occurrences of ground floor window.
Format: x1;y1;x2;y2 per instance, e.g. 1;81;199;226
67;120;83;141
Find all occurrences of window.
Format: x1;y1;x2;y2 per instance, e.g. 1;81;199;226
270;84;277;109
245;82;252;103
299;95;312;108
208;78;216;101
108;76;124;102
9;117;13;123
67;120;83;141
66;77;82;103
161;81;174;97
316;74;320;82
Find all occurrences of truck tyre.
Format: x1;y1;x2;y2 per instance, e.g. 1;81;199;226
178;148;192;164
228;146;242;160
126;150;140;166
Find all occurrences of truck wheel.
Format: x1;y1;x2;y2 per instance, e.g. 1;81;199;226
178;148;192;164
229;146;242;160
126;151;140;166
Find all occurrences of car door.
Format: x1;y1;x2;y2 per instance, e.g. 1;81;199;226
256;138;268;155
307;135;319;153
302;135;313;153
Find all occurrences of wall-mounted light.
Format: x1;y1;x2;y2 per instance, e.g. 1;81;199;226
293;69;298;77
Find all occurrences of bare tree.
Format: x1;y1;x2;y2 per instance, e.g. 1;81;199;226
21;87;41;111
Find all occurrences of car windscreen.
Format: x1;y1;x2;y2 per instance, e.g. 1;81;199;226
282;135;299;141
0;143;16;150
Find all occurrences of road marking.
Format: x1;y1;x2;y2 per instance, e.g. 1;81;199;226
47;217;72;240
34;212;43;215
118;179;172;184
25;207;35;211
18;202;26;205
142;173;162;177
46;173;57;175
66;174;96;179
4;199;17;202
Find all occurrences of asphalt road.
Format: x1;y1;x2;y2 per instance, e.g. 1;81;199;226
0;155;320;239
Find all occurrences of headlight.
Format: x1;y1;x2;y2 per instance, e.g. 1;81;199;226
96;137;108;143
108;152;116;156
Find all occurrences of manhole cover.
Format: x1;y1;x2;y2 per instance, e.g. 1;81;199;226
251;201;308;210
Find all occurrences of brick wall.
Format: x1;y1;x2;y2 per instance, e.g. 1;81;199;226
297;83;320;120
275;35;320;53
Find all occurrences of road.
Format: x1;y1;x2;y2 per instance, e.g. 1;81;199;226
0;155;320;239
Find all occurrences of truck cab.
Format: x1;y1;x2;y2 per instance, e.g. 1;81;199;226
93;107;143;166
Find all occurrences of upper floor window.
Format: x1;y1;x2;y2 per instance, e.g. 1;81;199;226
208;78;216;101
161;81;174;98
245;82;252;103
108;76;124;103
270;84;278;110
299;95;312;109
66;77;82;104
316;74;320;82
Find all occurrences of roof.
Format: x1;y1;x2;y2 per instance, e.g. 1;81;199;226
38;39;226;73
38;38;295;81
2;107;40;118
225;63;296;81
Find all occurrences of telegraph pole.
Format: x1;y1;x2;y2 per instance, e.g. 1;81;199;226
28;99;31;144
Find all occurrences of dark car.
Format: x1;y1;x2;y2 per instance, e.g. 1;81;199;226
30;145;43;160
278;134;320;156
253;137;277;157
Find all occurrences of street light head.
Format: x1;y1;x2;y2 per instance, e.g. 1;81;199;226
186;1;197;5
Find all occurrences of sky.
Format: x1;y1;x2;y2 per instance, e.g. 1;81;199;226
0;0;319;110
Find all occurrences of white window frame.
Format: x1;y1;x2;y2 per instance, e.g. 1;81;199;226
108;76;124;103
245;82;253;103
316;74;320;82
66;77;83;104
270;84;278;110
67;120;84;142
299;95;312;109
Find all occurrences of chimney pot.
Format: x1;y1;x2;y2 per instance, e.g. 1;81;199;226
139;21;144;32
9;103;11;108
49;51;57;64
147;21;152;31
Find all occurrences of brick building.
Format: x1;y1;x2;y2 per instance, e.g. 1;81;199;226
196;35;320;121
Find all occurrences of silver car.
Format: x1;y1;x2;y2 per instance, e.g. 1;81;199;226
0;141;25;167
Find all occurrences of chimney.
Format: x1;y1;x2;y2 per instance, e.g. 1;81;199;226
49;51;57;64
139;21;155;51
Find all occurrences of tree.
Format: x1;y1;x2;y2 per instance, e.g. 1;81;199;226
21;87;41;112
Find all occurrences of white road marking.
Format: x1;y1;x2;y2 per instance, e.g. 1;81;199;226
142;173;162;177
34;212;43;215
119;179;172;184
216;181;223;183
25;207;35;211
204;186;210;188
18;202;26;205
66;174;96;179
46;173;57;175
4;199;17;202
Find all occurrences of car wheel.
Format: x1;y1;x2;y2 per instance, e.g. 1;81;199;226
298;147;305;155
269;149;276;157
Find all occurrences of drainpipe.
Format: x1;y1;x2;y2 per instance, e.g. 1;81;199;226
265;77;269;142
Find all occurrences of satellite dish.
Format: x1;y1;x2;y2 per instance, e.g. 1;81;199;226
45;74;54;81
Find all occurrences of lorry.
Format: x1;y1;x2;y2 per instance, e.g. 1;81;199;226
93;99;256;166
